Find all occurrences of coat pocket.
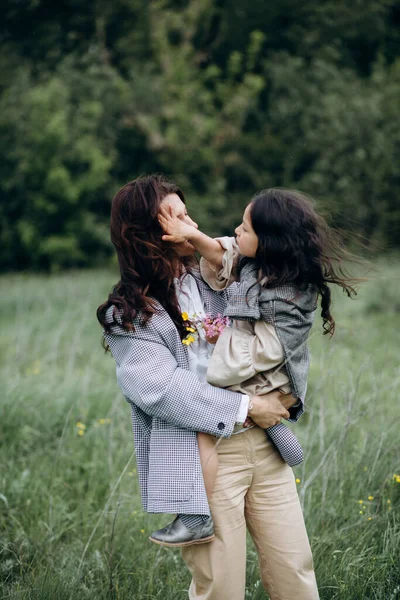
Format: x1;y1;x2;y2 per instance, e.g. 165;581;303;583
147;421;198;503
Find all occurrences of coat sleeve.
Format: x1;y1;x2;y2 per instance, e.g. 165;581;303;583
105;322;244;438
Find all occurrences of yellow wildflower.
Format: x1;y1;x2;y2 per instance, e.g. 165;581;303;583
387;499;391;504
26;360;41;375
358;500;363;504
78;430;84;437
140;529;145;534
186;327;196;333
368;517;372;521
295;478;301;484
76;422;86;430
368;496;374;501
181;312;189;321
359;510;363;514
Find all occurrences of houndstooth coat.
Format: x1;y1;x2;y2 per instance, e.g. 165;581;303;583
104;271;305;515
104;272;245;515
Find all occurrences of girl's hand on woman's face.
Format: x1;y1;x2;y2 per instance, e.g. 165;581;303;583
158;202;198;244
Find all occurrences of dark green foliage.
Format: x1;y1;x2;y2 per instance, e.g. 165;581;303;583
1;0;399;270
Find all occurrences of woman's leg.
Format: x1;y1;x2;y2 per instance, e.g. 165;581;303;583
197;432;218;500
182;434;251;600
244;427;319;600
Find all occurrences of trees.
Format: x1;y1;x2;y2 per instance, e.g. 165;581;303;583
0;0;399;270
0;53;127;270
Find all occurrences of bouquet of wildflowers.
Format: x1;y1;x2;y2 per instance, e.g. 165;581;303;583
200;313;231;344
181;312;230;346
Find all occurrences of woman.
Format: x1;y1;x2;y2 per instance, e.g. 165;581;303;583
97;175;319;600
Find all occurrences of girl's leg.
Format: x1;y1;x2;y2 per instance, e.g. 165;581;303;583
197;432;218;500
179;433;219;530
244;427;319;600
182;433;251;600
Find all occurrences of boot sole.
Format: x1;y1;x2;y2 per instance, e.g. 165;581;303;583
148;533;215;547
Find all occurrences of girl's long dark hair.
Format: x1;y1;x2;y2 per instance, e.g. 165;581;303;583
249;188;361;336
97;175;194;347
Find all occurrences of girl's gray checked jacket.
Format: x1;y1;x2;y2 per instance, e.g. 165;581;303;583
224;261;318;402
104;271;304;515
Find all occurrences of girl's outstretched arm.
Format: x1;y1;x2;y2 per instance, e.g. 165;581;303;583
158;204;224;269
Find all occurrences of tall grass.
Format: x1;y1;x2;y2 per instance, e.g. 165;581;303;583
1;263;399;599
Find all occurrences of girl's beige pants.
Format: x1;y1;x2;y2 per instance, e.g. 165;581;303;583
182;426;319;600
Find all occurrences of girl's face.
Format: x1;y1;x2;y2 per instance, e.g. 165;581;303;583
235;204;258;257
160;193;198;257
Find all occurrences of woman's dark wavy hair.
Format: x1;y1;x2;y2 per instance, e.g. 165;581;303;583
248;188;361;336
97;175;195;348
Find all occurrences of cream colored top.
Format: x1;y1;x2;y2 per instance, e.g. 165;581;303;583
200;237;291;397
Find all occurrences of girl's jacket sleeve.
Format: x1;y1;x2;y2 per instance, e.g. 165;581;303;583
200;236;239;290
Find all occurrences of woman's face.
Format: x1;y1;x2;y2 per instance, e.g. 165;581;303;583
160;193;198;257
234;204;258;257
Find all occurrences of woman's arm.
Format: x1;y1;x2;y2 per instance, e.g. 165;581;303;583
106;322;290;435
106;323;243;437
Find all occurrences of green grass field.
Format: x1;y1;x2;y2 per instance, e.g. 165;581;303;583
1;263;399;599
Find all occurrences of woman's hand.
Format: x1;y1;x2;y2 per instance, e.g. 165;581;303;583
158;204;198;244
248;391;290;428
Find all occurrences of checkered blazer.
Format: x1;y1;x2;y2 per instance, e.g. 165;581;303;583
104;272;245;515
104;271;306;515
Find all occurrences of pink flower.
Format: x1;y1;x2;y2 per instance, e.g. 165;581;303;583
197;313;231;342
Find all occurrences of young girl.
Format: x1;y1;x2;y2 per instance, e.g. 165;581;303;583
150;187;357;547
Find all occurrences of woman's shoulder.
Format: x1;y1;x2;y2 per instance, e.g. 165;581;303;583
104;302;178;339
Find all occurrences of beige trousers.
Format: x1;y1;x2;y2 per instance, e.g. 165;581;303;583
182;426;319;600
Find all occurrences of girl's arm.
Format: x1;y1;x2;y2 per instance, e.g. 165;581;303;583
158;205;224;269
